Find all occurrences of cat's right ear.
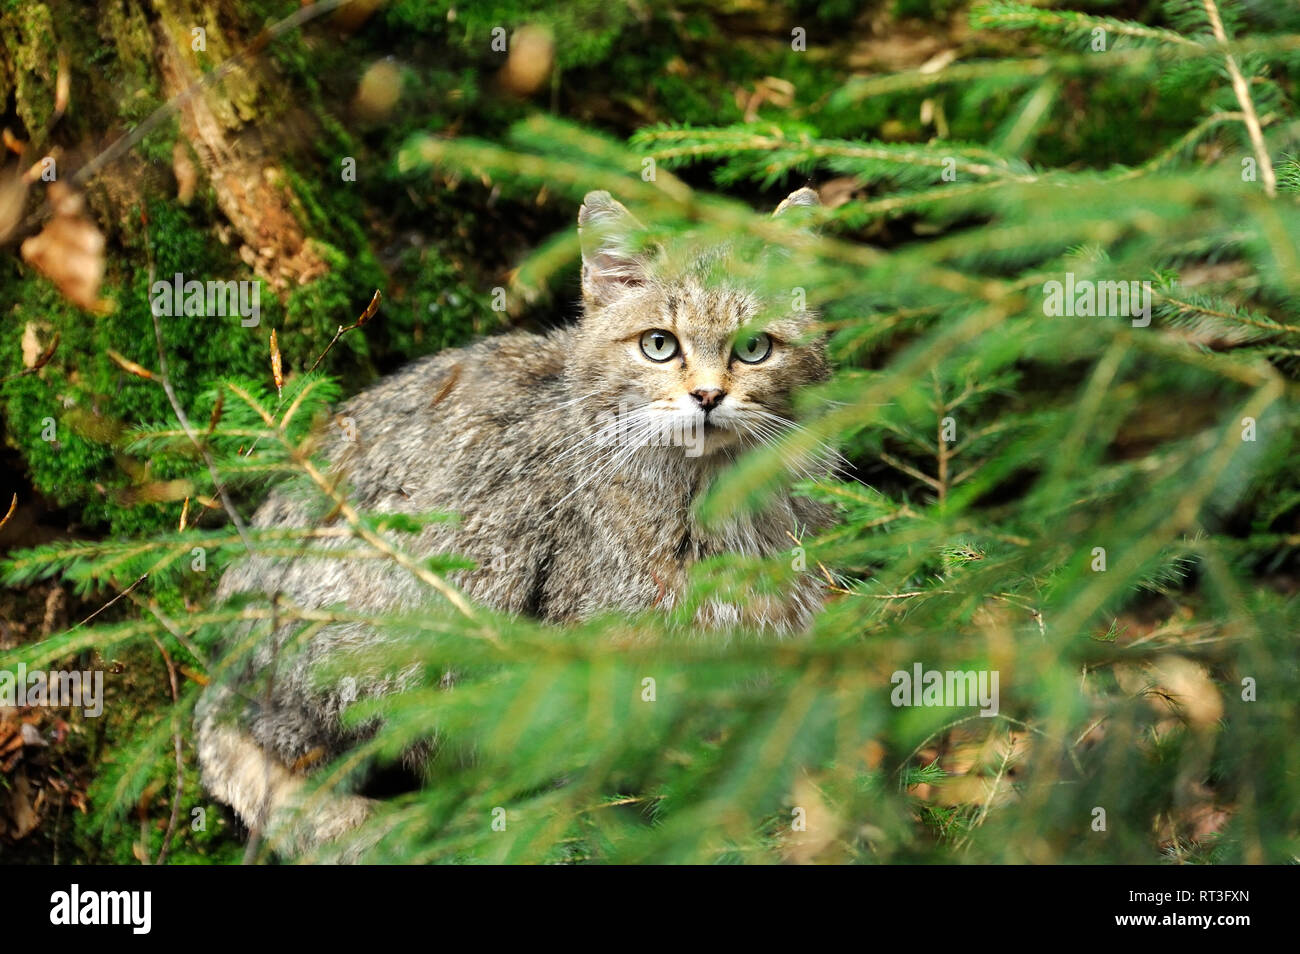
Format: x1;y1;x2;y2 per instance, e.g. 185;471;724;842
579;191;648;308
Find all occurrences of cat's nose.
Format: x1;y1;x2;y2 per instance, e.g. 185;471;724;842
690;388;726;411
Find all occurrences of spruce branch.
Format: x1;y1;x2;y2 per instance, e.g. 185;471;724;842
1201;0;1278;197
972;1;1201;49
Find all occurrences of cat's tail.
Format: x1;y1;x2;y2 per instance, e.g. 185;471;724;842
195;685;374;861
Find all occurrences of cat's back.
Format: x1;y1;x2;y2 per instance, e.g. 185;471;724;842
217;327;575;603
338;326;571;441
310;326;573;513
335;327;569;478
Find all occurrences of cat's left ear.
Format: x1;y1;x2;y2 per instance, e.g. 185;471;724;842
579;190;649;308
773;186;820;218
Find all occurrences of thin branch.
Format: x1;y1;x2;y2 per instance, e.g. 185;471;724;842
0;332;60;383
956;728;1017;854
148;633;184;866
239;290;382;460
288;446;485;627
878;451;941;491
309;289;382;374
137;227;253;551
74;573;148;629
0;493;16;534
130;594;212;676
1202;0;1276;197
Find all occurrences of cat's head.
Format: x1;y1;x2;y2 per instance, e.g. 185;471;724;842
570;188;827;460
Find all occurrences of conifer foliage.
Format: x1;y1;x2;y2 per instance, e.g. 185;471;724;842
3;0;1300;863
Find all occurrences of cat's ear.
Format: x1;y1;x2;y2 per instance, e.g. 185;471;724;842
773;186;820;217
579;190;648;308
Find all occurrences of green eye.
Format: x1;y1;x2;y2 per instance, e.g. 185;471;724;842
733;332;772;364
640;329;679;362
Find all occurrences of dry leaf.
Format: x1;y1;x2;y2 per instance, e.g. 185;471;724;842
818;176;861;210
357;288;382;325
11;326;58;382
919;49;960;74
5;770;40;840
0;494;15;534
738;76;796;122
206;390;224;436
20;183;111;312
784;774;841;864
118;478;195;506
332;0;384;32
269;328;283;396
355;59;403;120
500;25;554;97
54;50;70;116
106;349;156;380
0;725;21;762
0;171;27;244
1147;655;1224;729
20;322;42;367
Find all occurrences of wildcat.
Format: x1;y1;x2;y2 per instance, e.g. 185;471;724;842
196;187;834;855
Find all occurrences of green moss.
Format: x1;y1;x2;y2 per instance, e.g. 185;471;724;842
0;200;267;536
0;2;58;136
386;0;633;71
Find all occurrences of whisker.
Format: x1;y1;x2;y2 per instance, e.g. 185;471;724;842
551;407;659;464
550;387;602;410
739;417;824;484
745;408;852;474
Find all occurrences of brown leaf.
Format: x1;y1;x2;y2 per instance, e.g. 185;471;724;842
818;176;861;210
0;171;27;244
20;183;111;312
206;389;224;436
1147;655;1224;729
932;774;996;807
499;25;554;97
784;775;841;864
4;769;40;840
106;349;156;381
741;75;796;122
0;723;20;759
354;59;403;120
21;322;49;367
357;288;382;325
0;493;15;535
118;478;194;506
269;328;283;396
41;585;66;637
54;50;70;116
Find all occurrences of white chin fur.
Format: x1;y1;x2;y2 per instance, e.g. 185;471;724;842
636;405;735;458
